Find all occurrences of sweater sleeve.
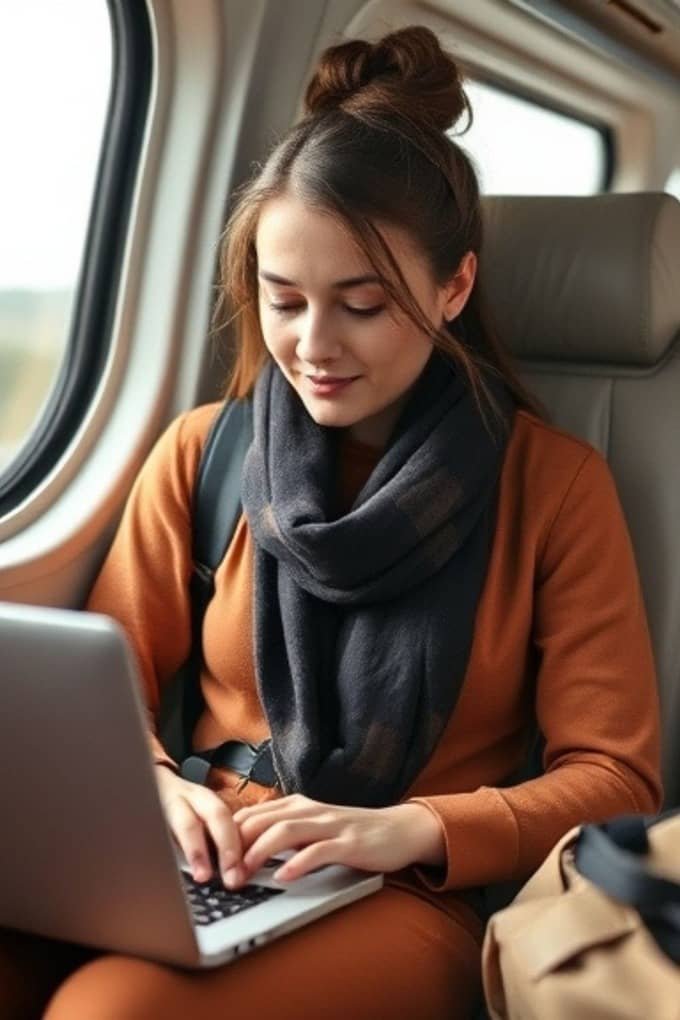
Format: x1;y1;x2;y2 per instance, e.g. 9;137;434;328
406;448;663;891
85;410;210;769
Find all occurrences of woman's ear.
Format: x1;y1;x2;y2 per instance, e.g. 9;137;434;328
441;251;477;322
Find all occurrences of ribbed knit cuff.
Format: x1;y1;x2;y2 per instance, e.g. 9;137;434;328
405;788;520;891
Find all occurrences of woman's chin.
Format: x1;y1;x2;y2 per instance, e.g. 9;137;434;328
298;393;359;428
305;406;354;428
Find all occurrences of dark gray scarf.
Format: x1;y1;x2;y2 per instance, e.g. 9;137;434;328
241;349;515;807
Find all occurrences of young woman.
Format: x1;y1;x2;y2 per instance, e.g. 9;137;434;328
1;25;661;1020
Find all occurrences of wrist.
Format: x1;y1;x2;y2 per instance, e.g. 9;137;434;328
395;802;447;869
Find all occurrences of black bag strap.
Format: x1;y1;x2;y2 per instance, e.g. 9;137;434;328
181;398;254;756
574;810;680;963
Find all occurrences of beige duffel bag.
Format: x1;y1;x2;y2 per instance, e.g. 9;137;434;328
481;812;680;1020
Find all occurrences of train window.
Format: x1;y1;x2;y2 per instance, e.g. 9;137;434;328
665;168;680;201
0;0;151;514
0;1;111;480
456;80;608;195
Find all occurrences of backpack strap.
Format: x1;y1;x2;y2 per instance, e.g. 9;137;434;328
575;810;680;962
180;397;254;762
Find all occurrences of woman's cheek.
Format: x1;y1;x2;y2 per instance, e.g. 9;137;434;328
260;320;289;365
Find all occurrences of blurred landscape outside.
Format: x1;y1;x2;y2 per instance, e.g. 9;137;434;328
0;290;72;470
2;9;679;485
0;1;111;476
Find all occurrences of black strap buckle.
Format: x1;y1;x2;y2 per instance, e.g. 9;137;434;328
246;741;278;787
180;755;213;785
180;739;279;789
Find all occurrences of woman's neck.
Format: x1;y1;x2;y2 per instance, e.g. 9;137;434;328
346;392;409;450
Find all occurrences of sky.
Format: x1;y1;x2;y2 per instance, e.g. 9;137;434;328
0;1;111;290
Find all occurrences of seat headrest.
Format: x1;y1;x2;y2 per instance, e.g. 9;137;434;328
479;193;680;366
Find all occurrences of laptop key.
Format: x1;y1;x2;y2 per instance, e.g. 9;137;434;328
182;871;285;927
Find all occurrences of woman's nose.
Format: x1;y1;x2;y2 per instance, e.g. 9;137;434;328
295;308;343;364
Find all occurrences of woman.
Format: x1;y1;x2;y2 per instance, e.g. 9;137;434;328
1;25;661;1020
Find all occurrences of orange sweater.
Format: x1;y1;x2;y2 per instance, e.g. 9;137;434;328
86;402;662;905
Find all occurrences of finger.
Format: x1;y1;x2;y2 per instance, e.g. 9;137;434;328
237;804;332;852
193;791;244;884
232;793;312;824
242;818;335;876
238;803;333;849
274;839;344;882
165;795;214;883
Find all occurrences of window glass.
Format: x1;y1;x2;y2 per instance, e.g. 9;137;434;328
664;168;680;201
455;80;607;195
0;1;112;476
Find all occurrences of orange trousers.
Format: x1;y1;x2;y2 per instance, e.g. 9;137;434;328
1;884;482;1020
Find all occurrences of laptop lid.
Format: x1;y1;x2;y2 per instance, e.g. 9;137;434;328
0;601;200;967
0;602;383;969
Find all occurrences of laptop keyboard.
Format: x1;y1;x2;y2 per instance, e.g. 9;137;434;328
182;867;285;927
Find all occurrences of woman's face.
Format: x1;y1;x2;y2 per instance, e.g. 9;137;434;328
255;194;475;448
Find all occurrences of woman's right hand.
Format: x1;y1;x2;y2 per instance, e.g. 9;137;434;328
154;764;245;887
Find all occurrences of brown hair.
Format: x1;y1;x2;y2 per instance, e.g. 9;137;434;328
214;25;546;430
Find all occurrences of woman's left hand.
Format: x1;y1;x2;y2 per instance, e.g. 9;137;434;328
229;795;445;887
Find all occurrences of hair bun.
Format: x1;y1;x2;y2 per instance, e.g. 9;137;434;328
304;26;470;133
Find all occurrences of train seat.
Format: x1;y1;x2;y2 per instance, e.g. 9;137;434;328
480;191;680;807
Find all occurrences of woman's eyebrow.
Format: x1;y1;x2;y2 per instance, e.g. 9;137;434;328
258;270;382;289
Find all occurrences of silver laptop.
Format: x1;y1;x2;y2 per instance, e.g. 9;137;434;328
0;601;383;968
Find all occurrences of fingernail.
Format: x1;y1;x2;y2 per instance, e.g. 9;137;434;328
193;862;210;882
223;867;241;888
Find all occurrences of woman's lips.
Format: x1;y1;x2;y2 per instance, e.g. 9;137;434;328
306;375;359;397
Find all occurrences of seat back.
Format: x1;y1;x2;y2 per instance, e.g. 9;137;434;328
481;193;680;807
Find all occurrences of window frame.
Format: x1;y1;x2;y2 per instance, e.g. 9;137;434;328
0;0;152;514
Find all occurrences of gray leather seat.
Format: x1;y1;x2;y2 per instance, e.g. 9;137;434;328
480;192;680;808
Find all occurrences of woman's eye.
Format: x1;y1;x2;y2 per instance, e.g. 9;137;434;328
266;302;385;318
345;305;385;317
268;303;303;316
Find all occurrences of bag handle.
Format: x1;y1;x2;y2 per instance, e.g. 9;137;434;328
574;812;680;962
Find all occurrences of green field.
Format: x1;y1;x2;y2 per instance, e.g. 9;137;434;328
0;289;69;455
